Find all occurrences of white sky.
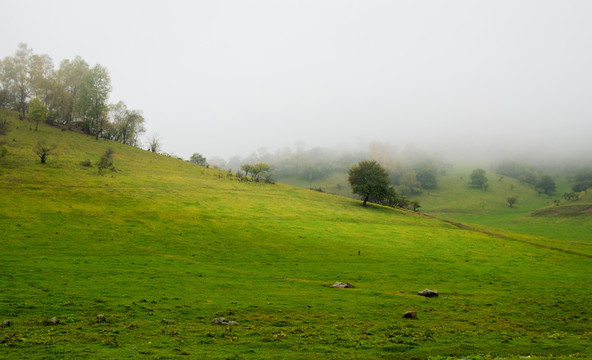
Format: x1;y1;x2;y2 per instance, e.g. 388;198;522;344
1;0;591;161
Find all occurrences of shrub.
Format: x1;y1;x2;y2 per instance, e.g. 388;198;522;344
80;159;92;167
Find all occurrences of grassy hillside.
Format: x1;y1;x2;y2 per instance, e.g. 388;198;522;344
410;169;592;246
1;114;591;359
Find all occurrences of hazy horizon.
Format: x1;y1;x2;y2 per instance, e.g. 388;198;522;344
2;1;591;163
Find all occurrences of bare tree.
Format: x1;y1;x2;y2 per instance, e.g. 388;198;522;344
148;134;161;153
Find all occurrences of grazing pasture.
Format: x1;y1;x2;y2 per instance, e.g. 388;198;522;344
1;116;591;359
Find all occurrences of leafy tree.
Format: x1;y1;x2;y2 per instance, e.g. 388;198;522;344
399;171;422;195
33;141;56;164
240;164;253;177
251;162;271;180
507;196;518;208
76;65;111;139
190;153;207;166
348;160;391;207
28;97;47;131
0;43;33;119
28;54;54;108
572;168;592;192
535;175;556;195
415;167;437;189
55;56;89;125
409;200;421;212
469;168;488;190
109;101;145;146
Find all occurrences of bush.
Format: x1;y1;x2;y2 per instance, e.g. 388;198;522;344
80;159;92;167
97;149;115;174
0;118;9;136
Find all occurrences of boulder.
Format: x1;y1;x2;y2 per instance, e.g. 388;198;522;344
330;282;354;288
417;288;438;297
402;311;417;319
211;317;238;325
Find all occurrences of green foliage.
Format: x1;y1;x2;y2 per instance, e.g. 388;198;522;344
28;97;47;130
75;65;112;139
507;195;518;207
97;148;115;174
348;160;392;206
535;175;556;195
469;168;488;190
572;167;592;192
415;166;437;189
190;152;207;166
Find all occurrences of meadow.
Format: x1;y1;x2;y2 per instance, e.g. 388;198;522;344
1;114;591;359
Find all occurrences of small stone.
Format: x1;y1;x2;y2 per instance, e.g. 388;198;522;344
402;311;417;319
2;320;11;327
50;317;59;324
96;314;106;322
417;289;439;297
161;318;173;324
227;321;239;325
330;282;354;288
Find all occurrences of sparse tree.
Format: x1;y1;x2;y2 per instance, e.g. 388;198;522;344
148;134;161;153
348;160;391;207
507;196;518;208
97;148;115;174
190;153;207;166
33;141;56;164
55;56;89;124
469;168;488;190
28;97;47;131
109;101;145;146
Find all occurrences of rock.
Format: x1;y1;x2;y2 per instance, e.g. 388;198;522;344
402;311;417;319
211;317;238;325
2;320;11;327
417;288;438;297
161;318;173;324
330;282;354;288
96;314;106;322
49;317;59;324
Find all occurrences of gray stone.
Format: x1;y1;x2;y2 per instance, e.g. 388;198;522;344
96;314;106;322
417;288;439;297
49;317;59;324
161;318;173;324
330;282;354;288
211;317;238;325
402;311;417;319
2;320;11;327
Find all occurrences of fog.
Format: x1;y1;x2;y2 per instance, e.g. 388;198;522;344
2;1;591;164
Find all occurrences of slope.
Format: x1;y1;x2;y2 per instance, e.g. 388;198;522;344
1;114;591;359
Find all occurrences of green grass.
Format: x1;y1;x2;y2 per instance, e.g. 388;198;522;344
1;114;591;359
409;169;592;246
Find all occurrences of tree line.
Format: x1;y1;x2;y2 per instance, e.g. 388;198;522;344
0;43;145;146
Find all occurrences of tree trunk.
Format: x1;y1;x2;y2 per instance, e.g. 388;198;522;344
363;194;369;207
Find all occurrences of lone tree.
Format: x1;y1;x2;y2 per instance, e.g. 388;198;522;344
469;168;488;190
33;141;56;164
348;160;391;207
507;196;518;208
190;153;207;166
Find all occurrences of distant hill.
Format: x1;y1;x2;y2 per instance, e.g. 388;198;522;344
1;112;591;359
